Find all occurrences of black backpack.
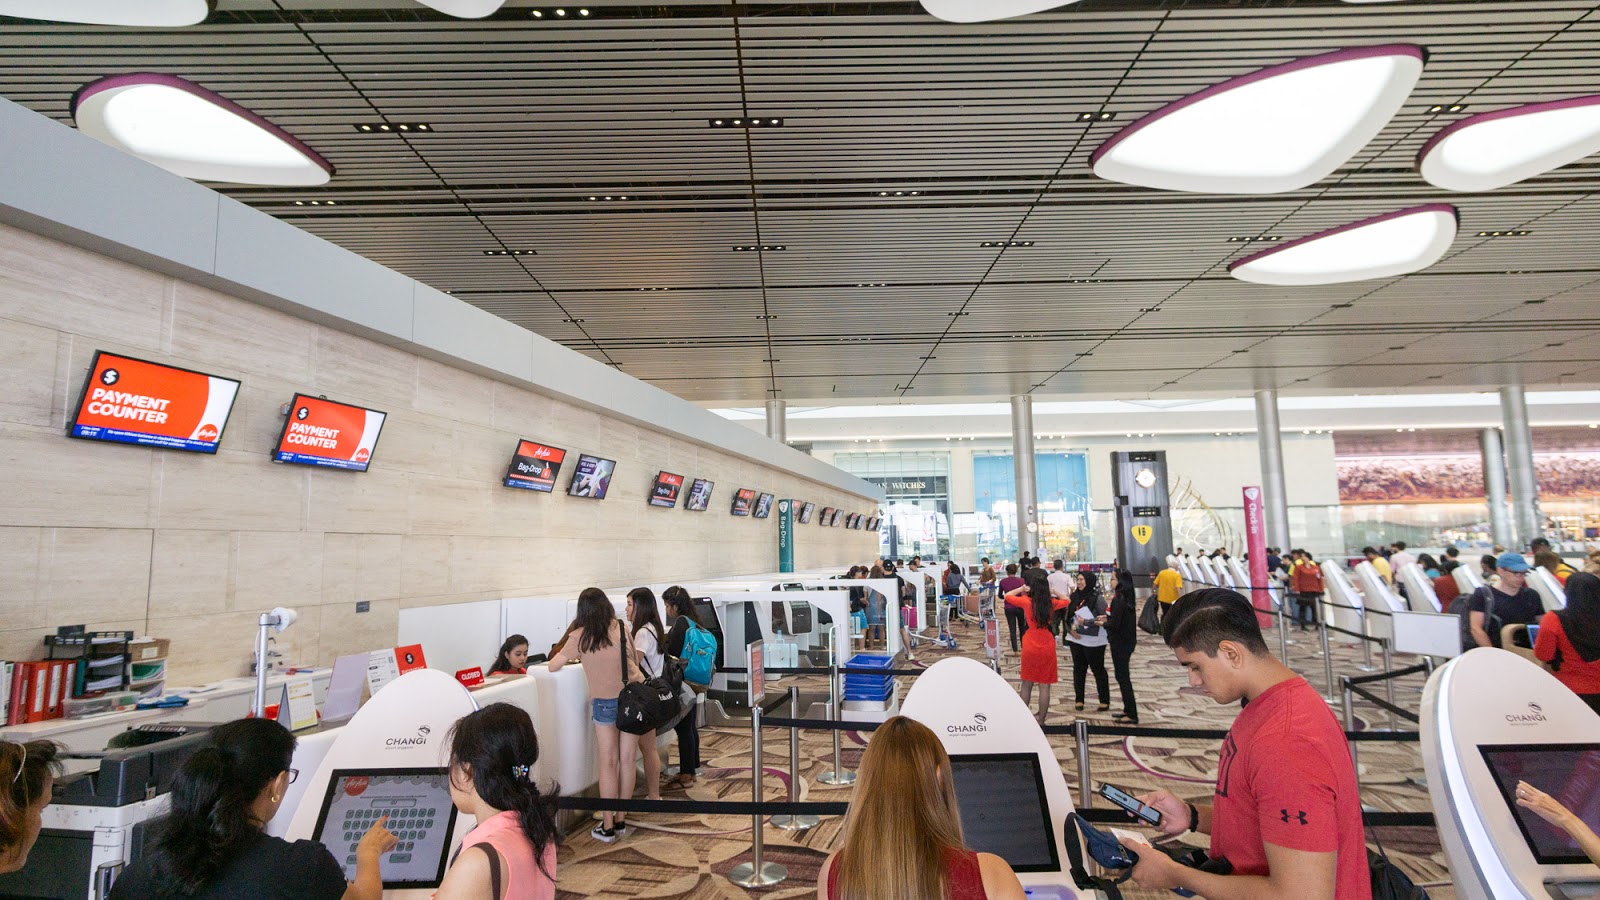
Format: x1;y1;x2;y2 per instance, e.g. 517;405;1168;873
1450;586;1499;652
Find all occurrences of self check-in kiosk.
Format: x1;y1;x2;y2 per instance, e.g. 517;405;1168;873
1355;560;1407;643
1531;567;1568;613
1423;648;1600;899
902;657;1089;899
1397;562;1444;613
1320;560;1367;637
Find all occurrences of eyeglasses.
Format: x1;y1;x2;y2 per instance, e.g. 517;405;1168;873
287;768;299;784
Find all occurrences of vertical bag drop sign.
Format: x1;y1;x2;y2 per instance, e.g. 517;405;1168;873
70;351;240;453
777;499;795;573
1242;486;1273;627
274;394;387;472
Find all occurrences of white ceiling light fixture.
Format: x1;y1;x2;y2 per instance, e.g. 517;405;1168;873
1092;44;1425;194
919;1;1076;23
1418;95;1600;192
71;73;333;186
415;0;506;17
0;0;212;26
1228;203;1457;286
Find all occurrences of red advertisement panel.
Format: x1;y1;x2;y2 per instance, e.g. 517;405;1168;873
650;471;684;508
70;351;240;453
731;488;756;516
504;439;567;492
273;394;387;472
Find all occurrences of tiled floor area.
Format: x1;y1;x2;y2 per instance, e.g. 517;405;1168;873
550;622;1453;899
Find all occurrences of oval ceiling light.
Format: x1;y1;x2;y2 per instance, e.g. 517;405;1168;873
415;0;506;17
0;0;212;26
1092;45;1425;194
1419;96;1600;192
71;73;333;186
920;1;1076;23
1228;204;1457;286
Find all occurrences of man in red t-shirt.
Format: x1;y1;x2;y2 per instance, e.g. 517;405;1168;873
1121;588;1370;899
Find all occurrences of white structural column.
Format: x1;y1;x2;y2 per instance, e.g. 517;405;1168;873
765;399;787;444
1500;386;1542;547
1480;427;1515;548
1010;394;1040;555
1253;389;1292;550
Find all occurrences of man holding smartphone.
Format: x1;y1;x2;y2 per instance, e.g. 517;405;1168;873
1120;588;1369;899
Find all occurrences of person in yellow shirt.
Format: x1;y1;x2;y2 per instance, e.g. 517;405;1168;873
1152;562;1184;622
1363;547;1393;585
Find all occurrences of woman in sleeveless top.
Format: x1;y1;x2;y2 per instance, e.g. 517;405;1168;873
433;704;559;900
818;716;1025;900
1004;568;1070;724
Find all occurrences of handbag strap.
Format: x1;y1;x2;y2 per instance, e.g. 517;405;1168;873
616;621;641;684
473;843;504;900
1061;814;1126;900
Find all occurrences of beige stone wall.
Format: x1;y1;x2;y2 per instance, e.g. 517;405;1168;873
0;224;877;684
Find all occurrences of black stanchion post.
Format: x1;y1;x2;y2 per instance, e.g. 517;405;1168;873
1319;609;1335;701
771;685;817;831
1341;677;1361;784
1381;638;1396;732
1276;588;1289;663
1074;719;1092;810
818;628;855;786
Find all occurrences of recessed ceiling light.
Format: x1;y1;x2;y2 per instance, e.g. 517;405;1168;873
1138;307;1162;313
919;0;1078;22
1421;96;1600;192
562;317;585;323
980;240;1034;247
353;122;430;133
709;117;783;128
1226;235;1281;243
1476;230;1532;237
1091;45;1425;194
415;1;507;18
1524;298;1547;304
1076;111;1116;122
756;314;777;320
1426;104;1468;114
0;0;211;26
1228;204;1457;285
482;249;536;256
72;73;333;186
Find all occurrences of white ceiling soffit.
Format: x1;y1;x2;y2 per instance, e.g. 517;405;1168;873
1229;205;1458;286
71;73;333;186
919;1;1078;23
1092;45;1426;194
1419;96;1600;192
414;0;506;18
0;0;211;26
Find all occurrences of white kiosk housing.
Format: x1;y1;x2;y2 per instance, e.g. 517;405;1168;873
1355;560;1406;642
1422;648;1600;899
1530;567;1568;613
1319;560;1367;637
1396;562;1444;613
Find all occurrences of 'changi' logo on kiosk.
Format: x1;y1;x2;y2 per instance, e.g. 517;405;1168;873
1506;701;1547;726
386;724;432;747
947;713;988;736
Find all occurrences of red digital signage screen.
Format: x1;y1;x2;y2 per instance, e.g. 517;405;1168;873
731;488;756;516
503;439;567;492
753;493;774;519
69;351;240;454
685;478;714;511
650;471;685;508
273;394;387;472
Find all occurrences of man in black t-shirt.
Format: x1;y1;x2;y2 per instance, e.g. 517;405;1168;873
1468;552;1545;648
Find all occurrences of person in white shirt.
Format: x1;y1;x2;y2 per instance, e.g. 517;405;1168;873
1388;542;1417;574
625;587;666;803
1046;560;1075;640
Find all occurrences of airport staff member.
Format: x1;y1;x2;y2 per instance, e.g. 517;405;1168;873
1123;589;1370;899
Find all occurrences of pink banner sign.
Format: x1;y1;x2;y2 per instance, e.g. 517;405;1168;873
1242;486;1273;626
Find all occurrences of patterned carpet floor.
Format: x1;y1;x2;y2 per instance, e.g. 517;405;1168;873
549;621;1454;899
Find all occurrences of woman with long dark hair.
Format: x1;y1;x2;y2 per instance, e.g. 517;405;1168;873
109;718;394;898
548;587;642;842
1004;567;1069;724
659;586;703;789
433;703;559;899
1064;571;1111;712
1535;572;1600;715
488;634;530;676
1;740;60;875
1105;569;1140;724
626;587;667;801
819;716;1025;899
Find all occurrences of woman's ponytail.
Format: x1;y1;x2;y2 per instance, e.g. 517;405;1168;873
1;740;59;855
447;703;559;878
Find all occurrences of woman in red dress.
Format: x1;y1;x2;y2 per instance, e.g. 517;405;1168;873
1005;568;1070;724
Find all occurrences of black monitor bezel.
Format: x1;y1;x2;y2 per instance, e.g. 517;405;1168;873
731;487;756;516
69;349;242;455
753;492;774;518
946;751;1060;873
566;453;617;499
1479;742;1600;865
650;470;684;508
311;766;461;889
685;478;714;511
798;502;815;523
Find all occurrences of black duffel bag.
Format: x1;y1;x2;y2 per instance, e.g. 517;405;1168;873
616;629;681;735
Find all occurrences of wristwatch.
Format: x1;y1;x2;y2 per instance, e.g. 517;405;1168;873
1187;802;1200;833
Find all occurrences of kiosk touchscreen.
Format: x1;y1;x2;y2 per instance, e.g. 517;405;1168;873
1479;744;1600;866
948;752;1060;873
312;768;459;889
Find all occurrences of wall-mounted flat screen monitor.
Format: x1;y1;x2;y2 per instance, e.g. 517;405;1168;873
731;488;756;516
830;508;844;527
819;506;835;525
685;478;713;511
753;493;774;519
1480;743;1600;865
798;502;815;524
650;471;684;508
866;516;880;530
70;350;240;454
947;753;1059;873
843;512;857;529
568;454;616;499
312;768;460;889
502;439;566;492
273;394;387;472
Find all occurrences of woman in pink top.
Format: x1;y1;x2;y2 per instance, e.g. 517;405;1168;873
434;704;558;900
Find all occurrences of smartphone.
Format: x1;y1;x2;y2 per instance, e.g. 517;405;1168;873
1099;782;1163;826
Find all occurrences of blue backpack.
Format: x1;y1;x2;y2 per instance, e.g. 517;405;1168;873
680;618;718;687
